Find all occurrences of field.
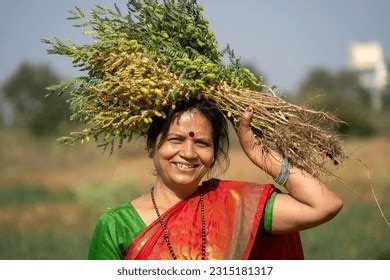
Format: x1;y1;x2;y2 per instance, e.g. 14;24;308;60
0;131;389;259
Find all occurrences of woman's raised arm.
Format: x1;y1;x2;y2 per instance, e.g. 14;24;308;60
236;107;343;233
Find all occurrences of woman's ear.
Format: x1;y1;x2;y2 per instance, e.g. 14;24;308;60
147;147;154;158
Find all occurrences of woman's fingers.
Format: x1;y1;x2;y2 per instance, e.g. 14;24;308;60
237;107;256;149
239;107;253;130
237;107;253;136
237;107;265;168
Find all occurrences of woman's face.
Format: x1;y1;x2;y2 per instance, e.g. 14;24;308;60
153;108;215;190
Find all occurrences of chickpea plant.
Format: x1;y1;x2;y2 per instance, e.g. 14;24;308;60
42;0;346;178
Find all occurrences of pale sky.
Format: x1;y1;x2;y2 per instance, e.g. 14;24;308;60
1;0;389;92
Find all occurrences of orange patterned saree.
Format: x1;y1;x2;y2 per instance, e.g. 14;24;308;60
125;179;304;260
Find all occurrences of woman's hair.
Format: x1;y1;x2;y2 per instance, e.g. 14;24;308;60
146;98;229;172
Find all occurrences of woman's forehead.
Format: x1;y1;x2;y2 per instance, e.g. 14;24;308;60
169;109;213;136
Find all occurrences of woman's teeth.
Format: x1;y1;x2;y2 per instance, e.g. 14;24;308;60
174;163;197;169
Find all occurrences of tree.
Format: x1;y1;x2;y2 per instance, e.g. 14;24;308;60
298;68;370;106
2;62;71;136
297;68;374;136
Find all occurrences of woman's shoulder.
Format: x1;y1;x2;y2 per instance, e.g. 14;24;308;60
101;203;132;216
89;203;145;260
97;203;141;226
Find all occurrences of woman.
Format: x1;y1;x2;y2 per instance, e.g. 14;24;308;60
88;98;343;260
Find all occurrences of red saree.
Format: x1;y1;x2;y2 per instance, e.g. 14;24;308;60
125;179;304;260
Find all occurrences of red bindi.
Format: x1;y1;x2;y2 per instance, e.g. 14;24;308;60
189;131;195;137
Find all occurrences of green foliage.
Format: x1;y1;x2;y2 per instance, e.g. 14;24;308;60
301;193;390;259
0;231;92;259
2;62;71;136
123;1;259;88
0;184;75;205
239;62;266;91
382;83;390;109
42;1;262;151
72;179;142;206
335;106;376;137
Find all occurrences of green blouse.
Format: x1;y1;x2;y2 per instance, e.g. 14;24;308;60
88;192;277;260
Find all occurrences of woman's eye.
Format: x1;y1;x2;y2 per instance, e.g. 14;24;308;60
168;138;182;144
196;141;210;147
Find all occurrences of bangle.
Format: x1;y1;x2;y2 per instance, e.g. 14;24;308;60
274;157;290;186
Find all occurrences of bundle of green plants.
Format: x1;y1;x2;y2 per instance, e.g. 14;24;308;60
42;0;345;178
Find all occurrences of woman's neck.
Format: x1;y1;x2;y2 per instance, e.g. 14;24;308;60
153;179;198;211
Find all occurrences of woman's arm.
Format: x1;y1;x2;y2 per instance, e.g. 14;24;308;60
237;107;343;234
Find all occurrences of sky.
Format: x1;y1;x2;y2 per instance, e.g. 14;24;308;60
1;0;389;92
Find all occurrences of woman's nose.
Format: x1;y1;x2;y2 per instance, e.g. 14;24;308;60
180;140;196;159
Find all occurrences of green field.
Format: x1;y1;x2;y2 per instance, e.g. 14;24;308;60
1;131;389;259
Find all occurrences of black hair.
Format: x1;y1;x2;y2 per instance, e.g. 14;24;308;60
146;98;229;172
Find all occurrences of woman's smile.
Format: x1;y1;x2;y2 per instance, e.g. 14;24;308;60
171;162;200;170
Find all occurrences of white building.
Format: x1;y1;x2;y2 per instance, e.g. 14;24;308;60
349;41;388;111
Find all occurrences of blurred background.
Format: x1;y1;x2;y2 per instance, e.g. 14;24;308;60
0;0;389;259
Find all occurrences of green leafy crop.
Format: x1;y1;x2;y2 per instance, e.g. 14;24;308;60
43;0;345;178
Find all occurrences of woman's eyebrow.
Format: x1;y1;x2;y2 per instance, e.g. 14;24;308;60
193;137;212;143
167;133;186;139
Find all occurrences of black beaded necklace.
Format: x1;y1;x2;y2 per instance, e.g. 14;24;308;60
150;186;206;260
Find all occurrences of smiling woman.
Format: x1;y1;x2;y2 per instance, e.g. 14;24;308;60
88;98;342;260
41;1;346;260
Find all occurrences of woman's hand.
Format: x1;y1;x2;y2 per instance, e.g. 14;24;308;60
236;107;267;170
